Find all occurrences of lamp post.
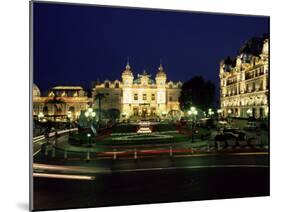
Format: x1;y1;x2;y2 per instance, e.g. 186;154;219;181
85;108;96;127
208;108;214;118
217;109;222;121
247;109;252;120
188;106;198;143
38;112;44;122
227;109;232;125
87;133;91;147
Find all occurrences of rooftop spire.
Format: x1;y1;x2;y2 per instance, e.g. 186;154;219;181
125;56;130;69
143;69;147;75
158;59;164;71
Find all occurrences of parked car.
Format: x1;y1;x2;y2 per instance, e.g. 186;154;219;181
214;130;246;148
244;121;258;131
217;121;231;130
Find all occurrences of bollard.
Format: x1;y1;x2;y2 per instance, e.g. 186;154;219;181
52;147;55;158
191;147;194;154
64;151;68;159
134;148;137;160
113;149;117;160
170;146;173;157
86;151;90;162
207;144;210;152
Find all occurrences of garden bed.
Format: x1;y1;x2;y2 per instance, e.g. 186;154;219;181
96;133;189;146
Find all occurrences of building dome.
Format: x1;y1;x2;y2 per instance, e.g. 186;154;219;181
122;61;133;77
156;63;167;78
33;84;41;97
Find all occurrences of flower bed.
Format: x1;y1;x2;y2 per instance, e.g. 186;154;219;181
111;133;173;141
97;133;189;146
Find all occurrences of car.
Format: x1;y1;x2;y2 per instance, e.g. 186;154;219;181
214;130;246;147
217;121;231;130
244;121;258;131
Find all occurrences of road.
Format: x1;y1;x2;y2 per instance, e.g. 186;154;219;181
33;153;269;211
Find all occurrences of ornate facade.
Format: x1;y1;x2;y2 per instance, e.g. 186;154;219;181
220;37;269;119
92;62;182;120
33;85;89;121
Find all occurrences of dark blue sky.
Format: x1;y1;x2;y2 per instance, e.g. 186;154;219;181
33;2;269;96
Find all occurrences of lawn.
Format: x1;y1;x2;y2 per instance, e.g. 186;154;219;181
96;133;189;146
69;132;96;146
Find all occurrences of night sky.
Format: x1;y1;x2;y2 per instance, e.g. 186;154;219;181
33;2;269;97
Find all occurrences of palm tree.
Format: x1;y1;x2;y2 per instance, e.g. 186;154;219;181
94;93;106;125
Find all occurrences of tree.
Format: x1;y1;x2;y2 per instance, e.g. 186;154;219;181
179;76;215;112
94;93;106;124
107;108;120;122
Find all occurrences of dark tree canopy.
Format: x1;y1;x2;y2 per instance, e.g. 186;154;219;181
179;76;215;112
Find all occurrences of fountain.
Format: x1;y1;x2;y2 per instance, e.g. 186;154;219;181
137;121;152;134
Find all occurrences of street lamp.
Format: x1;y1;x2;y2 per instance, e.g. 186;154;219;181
85;108;96;126
227;109;232;124
188;106;198;143
217;109;222;121
247;109;252;119
87;133;92;147
208;108;214;117
38;112;44;122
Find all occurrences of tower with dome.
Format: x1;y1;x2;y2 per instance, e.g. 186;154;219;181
92;60;182;121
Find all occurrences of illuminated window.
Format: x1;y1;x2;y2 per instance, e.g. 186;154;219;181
143;94;147;101
151;94;155;101
260;80;263;90
134;94;138;100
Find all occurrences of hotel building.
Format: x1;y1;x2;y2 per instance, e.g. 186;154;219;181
219;36;269;119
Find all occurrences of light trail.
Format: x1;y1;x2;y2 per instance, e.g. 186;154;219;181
113;164;269;173
33;163;111;174
33;173;95;180
33;149;41;156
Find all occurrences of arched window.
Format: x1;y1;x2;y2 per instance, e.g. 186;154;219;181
54;105;62;115
68;106;75;112
105;82;110;88
134;94;138;100
151;94;155;101
115;83;119;88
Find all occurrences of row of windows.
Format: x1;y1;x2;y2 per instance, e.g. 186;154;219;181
134;93;155;101
223;78;268;97
133;93;175;101
104;82;181;89
105;82;120;88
